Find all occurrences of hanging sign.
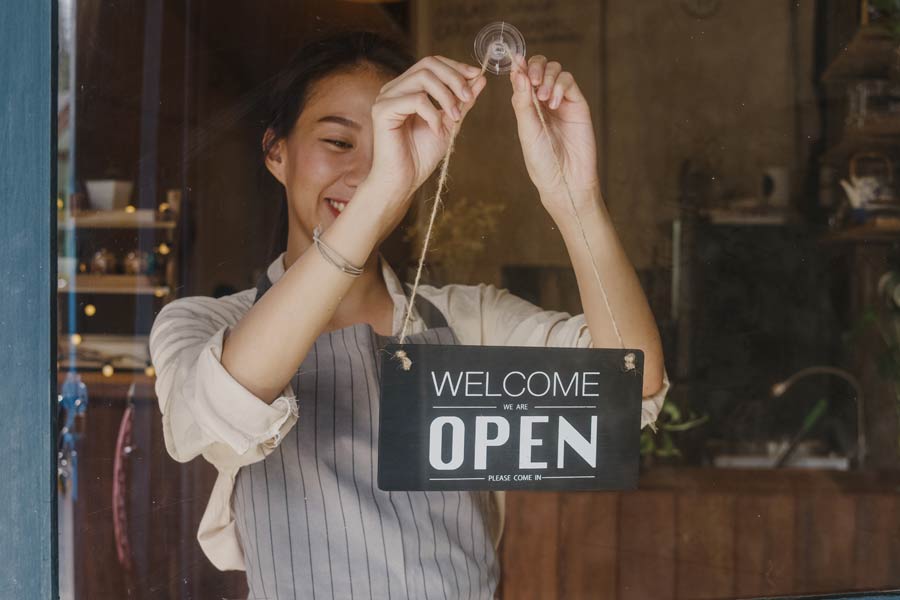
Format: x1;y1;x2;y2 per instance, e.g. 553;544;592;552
378;344;643;491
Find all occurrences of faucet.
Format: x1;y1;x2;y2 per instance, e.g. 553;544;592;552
770;366;866;468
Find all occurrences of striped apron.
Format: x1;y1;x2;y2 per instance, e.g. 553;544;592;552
232;273;500;599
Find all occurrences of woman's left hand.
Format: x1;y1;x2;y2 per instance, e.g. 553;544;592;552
509;55;599;216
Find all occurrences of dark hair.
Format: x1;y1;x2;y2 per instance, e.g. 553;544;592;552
263;31;415;261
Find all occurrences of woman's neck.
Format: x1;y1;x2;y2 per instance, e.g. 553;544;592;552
283;234;394;334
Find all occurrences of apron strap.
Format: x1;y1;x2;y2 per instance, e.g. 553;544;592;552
405;285;448;329
253;272;272;304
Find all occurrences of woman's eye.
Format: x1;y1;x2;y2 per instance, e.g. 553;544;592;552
323;139;353;150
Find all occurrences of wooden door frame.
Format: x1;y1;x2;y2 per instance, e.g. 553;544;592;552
0;0;58;597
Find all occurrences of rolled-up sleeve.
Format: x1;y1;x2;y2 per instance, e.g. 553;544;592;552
473;283;670;430
149;294;298;471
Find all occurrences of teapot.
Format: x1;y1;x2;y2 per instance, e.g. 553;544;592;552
840;175;883;209
840;152;896;209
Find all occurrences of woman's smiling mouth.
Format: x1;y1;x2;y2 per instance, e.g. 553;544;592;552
325;197;349;217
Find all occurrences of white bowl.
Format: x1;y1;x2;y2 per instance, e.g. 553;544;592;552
85;180;134;211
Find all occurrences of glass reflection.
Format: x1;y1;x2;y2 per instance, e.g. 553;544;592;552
56;1;900;598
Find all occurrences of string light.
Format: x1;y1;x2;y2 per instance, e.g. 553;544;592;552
70;333;82;346
83;304;96;317
158;202;170;213
144;365;156;377
57;198;64;210
157;243;171;256
101;364;114;377
153;288;166;298
125;205;136;214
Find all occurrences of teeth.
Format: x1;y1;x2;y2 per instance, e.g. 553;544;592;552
326;198;347;213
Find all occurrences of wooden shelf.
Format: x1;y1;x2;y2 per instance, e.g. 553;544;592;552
821;132;900;165
822;24;898;83
847;116;900;137
57;370;156;400
701;208;794;226
58;209;176;230
57;274;169;296
819;221;900;243
59;332;149;359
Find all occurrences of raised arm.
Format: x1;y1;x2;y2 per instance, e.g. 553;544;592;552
222;57;487;402
508;55;666;399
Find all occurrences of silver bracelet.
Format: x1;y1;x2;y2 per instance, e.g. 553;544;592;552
313;224;364;277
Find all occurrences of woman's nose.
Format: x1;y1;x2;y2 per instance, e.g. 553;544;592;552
343;153;372;188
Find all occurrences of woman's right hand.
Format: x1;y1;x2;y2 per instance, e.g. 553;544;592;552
365;56;486;220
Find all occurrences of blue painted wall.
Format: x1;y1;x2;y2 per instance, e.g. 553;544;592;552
0;0;58;597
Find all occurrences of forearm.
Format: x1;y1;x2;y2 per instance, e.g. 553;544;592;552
547;187;665;397
222;182;392;403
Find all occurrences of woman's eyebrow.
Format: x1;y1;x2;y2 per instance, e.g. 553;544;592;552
317;115;360;129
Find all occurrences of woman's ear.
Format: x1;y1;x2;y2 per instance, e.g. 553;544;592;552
262;128;287;185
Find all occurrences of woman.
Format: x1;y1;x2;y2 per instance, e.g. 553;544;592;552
150;31;669;599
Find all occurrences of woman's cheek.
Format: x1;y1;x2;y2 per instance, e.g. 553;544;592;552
285;153;320;198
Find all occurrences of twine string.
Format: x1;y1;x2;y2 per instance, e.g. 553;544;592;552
392;60;492;371
525;83;626;353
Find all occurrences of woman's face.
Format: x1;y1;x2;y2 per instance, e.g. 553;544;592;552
265;64;391;243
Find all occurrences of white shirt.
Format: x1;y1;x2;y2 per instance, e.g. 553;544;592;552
149;253;670;571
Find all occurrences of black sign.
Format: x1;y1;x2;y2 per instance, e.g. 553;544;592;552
377;344;644;491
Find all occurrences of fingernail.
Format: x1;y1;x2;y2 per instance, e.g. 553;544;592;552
550;95;560;109
452;105;461;119
463;87;473;101
539;86;550;101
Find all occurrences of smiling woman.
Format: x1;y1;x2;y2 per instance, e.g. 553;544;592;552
147;27;669;599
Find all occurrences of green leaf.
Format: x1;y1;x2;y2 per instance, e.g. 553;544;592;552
662;401;682;422
662;414;710;432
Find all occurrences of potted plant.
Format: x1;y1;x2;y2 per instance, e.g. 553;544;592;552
640;400;708;467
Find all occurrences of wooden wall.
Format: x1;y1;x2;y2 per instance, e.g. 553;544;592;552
500;470;900;599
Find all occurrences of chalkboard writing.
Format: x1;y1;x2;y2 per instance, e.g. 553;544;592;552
378;344;643;491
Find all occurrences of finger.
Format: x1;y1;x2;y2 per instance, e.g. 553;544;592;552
507;53;526;80
406;56;475;102
458;75;487;119
527;55;548;87
380;57;465;98
549;71;575;109
432;55;482;80
385;69;463;120
509;70;544;157
509;67;540;130
538;61;562;102
373;92;444;137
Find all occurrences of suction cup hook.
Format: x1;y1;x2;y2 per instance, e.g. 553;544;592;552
473;21;526;75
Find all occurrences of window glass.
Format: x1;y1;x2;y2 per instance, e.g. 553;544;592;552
56;1;900;598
